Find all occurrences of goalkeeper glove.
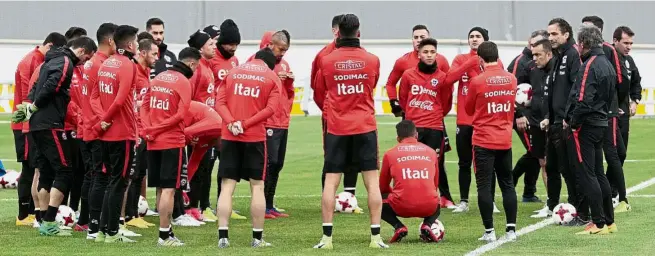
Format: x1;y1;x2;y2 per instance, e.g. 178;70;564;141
11;103;38;123
389;99;403;117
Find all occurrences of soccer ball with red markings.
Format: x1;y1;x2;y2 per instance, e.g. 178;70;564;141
335;192;358;213
515;83;533;107
138;196;149;217
0;170;19;189
551;203;577;225
55;205;77;227
420;219;445;242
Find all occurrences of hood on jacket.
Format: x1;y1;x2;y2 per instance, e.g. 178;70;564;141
45;47;79;65
259;31;275;49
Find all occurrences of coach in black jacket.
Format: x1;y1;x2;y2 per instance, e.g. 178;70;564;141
146;18;177;79
565;24;615;234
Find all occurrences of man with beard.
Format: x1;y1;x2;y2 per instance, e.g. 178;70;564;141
146;18;177;79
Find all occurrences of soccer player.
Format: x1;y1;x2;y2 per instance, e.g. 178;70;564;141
84;23;118;239
215;48;281;248
565;24;616;235
612;26;641;211
93;25;140;243
452;27;503;213
507;30;550;204
65;27;87;41
17;36;96;237
124;38;159;229
142;47;199;246
311;14;362;211
312;14;388;249
12;32;67;226
465;41;518;242
379;120;442;243
146;18;177;78
185;30;217;222
537;18;583;222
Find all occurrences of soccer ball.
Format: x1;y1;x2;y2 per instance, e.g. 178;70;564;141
56;205;77;227
335;192;358;213
138;196;149;217
515;83;533;107
0;170;19;189
420;219;445;242
551;203;577;225
612;195;620;208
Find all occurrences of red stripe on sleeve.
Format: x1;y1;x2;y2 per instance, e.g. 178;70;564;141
604;42;622;84
511;54;523;75
578;56;597;102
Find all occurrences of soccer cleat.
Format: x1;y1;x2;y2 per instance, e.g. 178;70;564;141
452;201;470;213
218;238;230;248
173;215;202;227
530;207;552;218
533;204;548;213
440;196;456;209
39;221;72;236
145;209;159;217
614;201;632;213
267;208;289;218
265;211;277;219
478;231;497;242
273;205;286;213
95;232;106;242
33;219;41;228
369;234;389;248
313;235;333;249
505;230;517;241
564;217;590;227
607;223;618;233
252;238;272;248
186;208;205;222
119;225;143;237
231;210;247;220
202;209;218;222
86;232;98;240
74;223;89;232
576;223;609;235
353;207;365;214
16;215;36;226
522;195;543;203
159;237;184;247
105;233;137;243
389;226;408;243
493;203;501;213
419;224;440;242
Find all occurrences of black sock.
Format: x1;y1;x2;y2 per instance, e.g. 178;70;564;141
35;208;42;223
159;227;170;240
253;229;263;240
169;226;175;238
344;188;356;196
393;223;405;230
18;200;29;219
125;216;133;223
506;224;516;232
119;218;125;226
44;206;58;222
40;210;47;222
371;225;380;236
322;223;333;237
219;227;229;239
485;228;494;234
461;199;469;203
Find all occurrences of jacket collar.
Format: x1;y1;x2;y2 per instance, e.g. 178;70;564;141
522;47;532;58
400;137;418;143
581;46;604;62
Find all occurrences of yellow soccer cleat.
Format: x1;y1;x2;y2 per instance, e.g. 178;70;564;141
369;234;390;248
203;210;218;222
576;223;609;235
126;218;150;229
614;201;631;213
16;215;36;226
95;232;106;242
608;223;618;233
230;211;247;220
353;207;364;214
313;235;333;249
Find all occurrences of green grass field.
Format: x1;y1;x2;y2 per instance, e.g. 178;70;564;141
1;116;655;256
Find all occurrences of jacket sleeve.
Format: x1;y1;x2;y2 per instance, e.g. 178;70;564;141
215;77;234;125
567;51;582;86
398;72;410;110
148;84;191;138
379;153;392;195
445;57;478;85
385;58;404;100
439;72;455;116
629;57;642;102
19;58;38;104
310;51;322;92
184;118;221;141
464;78;479;116
312;69;326;111
567;65;601;128
101;63;135;123
33;57;69;109
437;54;450;73
243;78;281;129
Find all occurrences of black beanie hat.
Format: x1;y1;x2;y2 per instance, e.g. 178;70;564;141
187;30;211;50
469;27;489;41
217;19;241;45
255;48;276;70
203;25;220;39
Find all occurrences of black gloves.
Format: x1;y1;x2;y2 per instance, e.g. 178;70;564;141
389;99;403;117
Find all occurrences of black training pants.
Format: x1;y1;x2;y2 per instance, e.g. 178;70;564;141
64;135;84;211
604;117;627;202
618;114;630;162
188;146;213;209
512;126;540;198
417;127;453;202
99;140;135;236
265;128;289;209
88;140;108;234
78;139;93;226
457;125;496;202
473;146;517;230
546;124;579;211
126;139;148;218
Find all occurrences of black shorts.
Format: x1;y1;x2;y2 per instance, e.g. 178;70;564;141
218;140;266;182
324;131;379;173
134;139;148;180
516;126;546;159
417;128;445;153
13;130;26;162
148;148;185;189
32;129;73;177
26;132;40;168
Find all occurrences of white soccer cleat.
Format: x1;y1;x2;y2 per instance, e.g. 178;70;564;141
530;206;552;218
493;203;501;213
172;216;201;227
252;238;272;248
33;220;40;228
218;238;230;248
478;231;497;243
145;209;159;217
533;204;548;213
86;233;97;240
452;201;469;213
182;214;206;225
119;225;142;237
505;230;517;241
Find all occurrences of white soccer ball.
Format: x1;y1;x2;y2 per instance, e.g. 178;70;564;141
138;196;149;217
551;203;577;225
335;192;358;213
612;196;620;209
0;170;19;189
515;83;533;107
428;219;445;242
56;205;77;227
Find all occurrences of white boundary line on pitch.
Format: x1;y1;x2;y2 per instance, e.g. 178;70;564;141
464;176;655;256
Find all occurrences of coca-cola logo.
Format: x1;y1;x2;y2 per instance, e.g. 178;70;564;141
409;98;434;111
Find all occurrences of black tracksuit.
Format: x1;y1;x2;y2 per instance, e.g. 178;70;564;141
617;52;642;158
545;38;581;212
565;46;615;227
149;42;177;79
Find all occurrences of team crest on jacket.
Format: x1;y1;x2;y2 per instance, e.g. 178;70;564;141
431;78;439;87
231;61;236;67
281;63;287;71
267;129;273;136
335;60;365;71
61;132;67;141
165;55;171;62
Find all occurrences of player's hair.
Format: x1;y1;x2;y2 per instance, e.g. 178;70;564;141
582;15;604;31
178;47;201;61
338;14;360;38
577;23;603;50
396;120;417;139
548;18;573;40
413;24;429;34
418;38;438;49
43;32;67;47
65;27;87;41
477;41;499;63
331;14;344;28
146;17;165;30
96;23;118;45
138;39;155;52
137;31;154;41
113;25;139;49
272;30;290;45
530;30;549;40
532;38;552;53
613;26;635;42
67;36;98;55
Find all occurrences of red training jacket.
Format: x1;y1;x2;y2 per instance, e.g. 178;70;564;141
215;59;281;142
314;46;380;135
13;46;45;130
208;48;239;88
311;41;337;120
379;137;440;217
465;64;517;150
142;68;192;150
385;50;450;100
453;50;505;126
191;58;217;107
22;63;42;133
68;66;83;133
134;63;151;133
81;52;110;141
184;101;222;180
96;53;137;142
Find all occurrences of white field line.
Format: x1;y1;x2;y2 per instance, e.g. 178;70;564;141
464;176;655;256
